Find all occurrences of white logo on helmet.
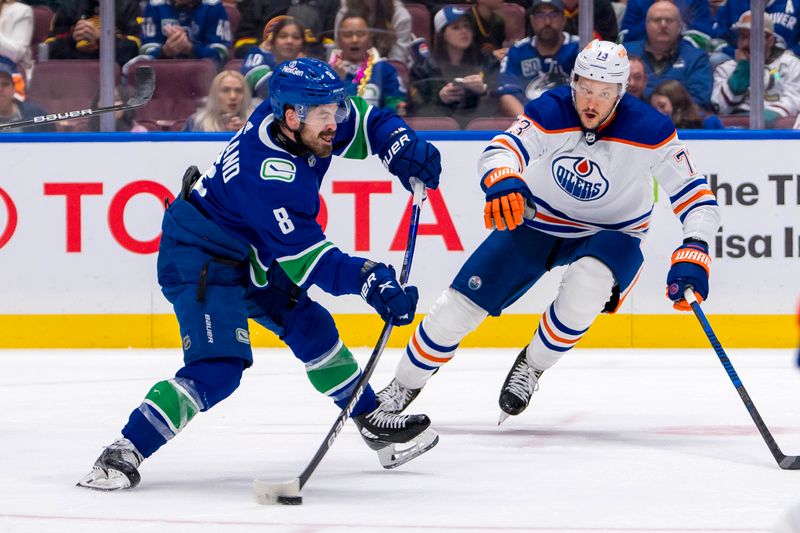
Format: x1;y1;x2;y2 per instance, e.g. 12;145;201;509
282;61;304;76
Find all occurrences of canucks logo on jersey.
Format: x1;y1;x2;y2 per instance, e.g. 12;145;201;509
551;156;609;201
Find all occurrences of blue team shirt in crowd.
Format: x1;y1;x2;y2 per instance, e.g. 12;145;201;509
624;38;713;107
621;0;713;41
141;0;231;66
497;36;579;104
712;0;800;57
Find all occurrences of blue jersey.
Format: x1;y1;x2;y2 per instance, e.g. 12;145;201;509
497;36;579;104
189;96;411;295
241;48;277;99
141;0;231;65
713;0;800;56
621;0;713;41
340;59;407;111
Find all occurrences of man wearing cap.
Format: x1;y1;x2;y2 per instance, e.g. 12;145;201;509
497;0;579;117
623;0;713;108
711;10;800;127
0;63;54;133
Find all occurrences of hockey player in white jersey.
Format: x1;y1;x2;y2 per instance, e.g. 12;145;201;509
376;40;722;423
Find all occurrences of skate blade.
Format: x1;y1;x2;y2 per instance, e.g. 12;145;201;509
252;478;301;505
76;467;132;491
377;428;439;469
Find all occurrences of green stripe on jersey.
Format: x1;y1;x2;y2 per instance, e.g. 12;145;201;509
143;379;199;434
276;240;335;286
342;96;371;160
306;343;359;395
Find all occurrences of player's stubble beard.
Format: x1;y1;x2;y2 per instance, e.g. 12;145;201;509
300;126;335;158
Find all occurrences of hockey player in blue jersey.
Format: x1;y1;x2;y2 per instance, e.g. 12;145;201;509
375;40;721;425
77;57;442;491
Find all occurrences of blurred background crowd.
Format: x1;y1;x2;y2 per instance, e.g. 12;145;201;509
1;0;798;132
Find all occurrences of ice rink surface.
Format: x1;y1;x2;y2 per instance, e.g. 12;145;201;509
2;347;800;533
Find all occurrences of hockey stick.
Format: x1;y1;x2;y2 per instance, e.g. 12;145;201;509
0;66;155;132
685;289;800;469
253;179;427;505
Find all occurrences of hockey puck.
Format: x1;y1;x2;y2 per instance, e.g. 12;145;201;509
277;495;303;505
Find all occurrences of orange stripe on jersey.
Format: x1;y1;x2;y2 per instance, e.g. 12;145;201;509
535;211;589;228
601;130;677;149
541;313;581;345
631;221;650;231
411;333;451;364
672;189;714;215
490;137;525;170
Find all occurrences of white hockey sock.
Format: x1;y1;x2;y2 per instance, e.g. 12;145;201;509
396;288;488;389
528;257;614;370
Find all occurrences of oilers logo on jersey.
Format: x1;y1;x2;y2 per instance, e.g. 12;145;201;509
551;156;608;201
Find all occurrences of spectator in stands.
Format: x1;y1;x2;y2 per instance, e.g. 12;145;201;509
88;85;148;132
497;0;579;117
620;0;712;42
140;0;231;68
184;70;252;132
45;0;140;67
467;0;508;61
0;0;32;98
563;0;619;42
329;12;407;112
233;0;338;59
241;16;306;99
336;0;413;66
651;79;723;128
0;62;54;132
409;5;499;127
711;11;800;128
624;1;713;108
712;0;800;60
627;55;648;101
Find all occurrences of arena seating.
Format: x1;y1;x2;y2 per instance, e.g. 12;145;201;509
31;6;54;61
28;60;120;115
128;59;217;128
405;3;432;43
403;116;460;130
497;3;526;45
465;116;515;130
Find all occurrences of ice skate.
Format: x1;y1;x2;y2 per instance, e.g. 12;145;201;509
354;406;439;469
76;438;144;491
376;378;422;414
498;347;544;425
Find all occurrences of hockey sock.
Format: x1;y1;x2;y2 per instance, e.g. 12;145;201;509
121;357;245;458
305;339;376;417
528;257;613;370
397;288;487;389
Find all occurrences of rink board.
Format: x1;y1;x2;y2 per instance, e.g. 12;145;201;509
0;131;797;348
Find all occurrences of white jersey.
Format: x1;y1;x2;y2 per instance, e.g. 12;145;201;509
478;86;721;244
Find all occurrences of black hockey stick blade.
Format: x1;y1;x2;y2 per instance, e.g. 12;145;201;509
0;66;155;132
684;289;800;470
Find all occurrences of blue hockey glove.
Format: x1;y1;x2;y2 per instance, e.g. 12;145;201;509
666;239;711;311
360;262;419;325
481;167;533;231
381;128;441;192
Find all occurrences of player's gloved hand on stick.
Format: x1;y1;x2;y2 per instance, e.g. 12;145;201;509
666;239;711;311
360;261;419;325
381;128;441;192
481;167;533;231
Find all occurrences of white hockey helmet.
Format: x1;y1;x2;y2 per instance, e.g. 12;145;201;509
571;39;630;96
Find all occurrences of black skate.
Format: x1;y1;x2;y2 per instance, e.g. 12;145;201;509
76;438;144;491
354;406;439;469
376;378;422;414
498;346;543;425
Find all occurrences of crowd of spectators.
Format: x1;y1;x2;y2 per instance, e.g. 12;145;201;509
1;0;800;132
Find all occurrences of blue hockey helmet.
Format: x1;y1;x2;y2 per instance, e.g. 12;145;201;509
269;58;351;124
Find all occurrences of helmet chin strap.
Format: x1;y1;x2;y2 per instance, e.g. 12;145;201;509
272;118;312;157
